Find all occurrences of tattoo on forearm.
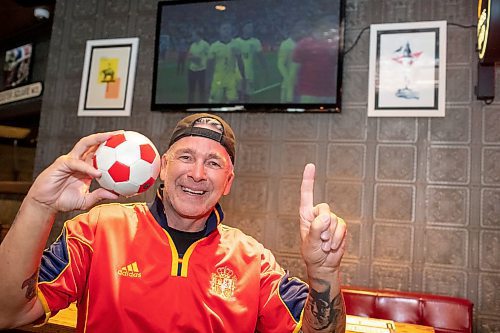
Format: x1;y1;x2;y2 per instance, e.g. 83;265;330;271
305;287;346;332
21;271;37;301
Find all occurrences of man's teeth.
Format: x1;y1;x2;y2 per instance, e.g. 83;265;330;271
182;187;205;195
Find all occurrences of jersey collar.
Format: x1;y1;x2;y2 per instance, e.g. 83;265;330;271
148;185;224;236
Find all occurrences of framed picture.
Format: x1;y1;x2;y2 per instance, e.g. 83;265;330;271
367;21;447;117
78;38;139;117
3;43;33;89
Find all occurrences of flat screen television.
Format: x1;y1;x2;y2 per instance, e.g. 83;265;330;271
152;0;345;112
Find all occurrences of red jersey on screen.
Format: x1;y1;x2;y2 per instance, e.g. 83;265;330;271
293;37;338;97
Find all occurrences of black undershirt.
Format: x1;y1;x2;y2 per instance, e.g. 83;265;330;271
165;224;207;257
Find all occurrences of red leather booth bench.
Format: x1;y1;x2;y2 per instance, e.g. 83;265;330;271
342;286;473;333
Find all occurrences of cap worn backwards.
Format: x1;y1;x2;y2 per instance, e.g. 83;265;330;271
168;113;236;164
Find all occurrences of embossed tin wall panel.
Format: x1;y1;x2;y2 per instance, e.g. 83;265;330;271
377;118;418;143
327;144;366;180
481;188;500;228
422;268;468;298
374;184;415;222
425;186;469;226
375;145;416;182
483;106;500;144
424;227;468;268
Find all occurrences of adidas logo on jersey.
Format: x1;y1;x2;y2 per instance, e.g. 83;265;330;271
117;261;142;278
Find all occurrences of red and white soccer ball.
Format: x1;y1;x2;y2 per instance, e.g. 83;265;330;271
93;131;161;197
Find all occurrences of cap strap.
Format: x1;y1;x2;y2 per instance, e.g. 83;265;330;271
170;126;224;145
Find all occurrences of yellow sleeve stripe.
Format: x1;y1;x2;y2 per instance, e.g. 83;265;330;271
33;288;51;327
293;307;305;333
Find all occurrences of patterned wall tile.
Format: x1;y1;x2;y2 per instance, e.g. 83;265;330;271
280;143;318;176
429;107;471;143
283;115;319;141
136;41;155;75
68;19;95;47
329;107;367;142
344;221;361;259
478;317;500;333
278;179;301;216
481;188;500;228
60;113;85;136
372;223;413;262
236;142;271;175
103;17;128;37
327;144;365;180
430;0;474;22
422;268;467;298
381;0;421;22
104;0;130;14
483;106;500;144
93;116;130;133
482;147;500;185
61;77;82;109
132;72;153;108
135;15;156;45
45;40;62;77
342;69;368;104
325;182;363;221
73;0;98;18
276;217;301;254
446;27;472;65
371;263;411;290
64;48;85;78
374;184;415;222
479;273;500;314
424;227;468;268
231;178;269;213
425;186;469;226
137;0;157;13
239;114;273;139
230;215;265;243
345;0;373;29
341;260;361;286
343;28;370;68
427;146;470;184
375;145;416;182
445;67;472;103
377;118;417;143
275;254;307;282
480;230;500;271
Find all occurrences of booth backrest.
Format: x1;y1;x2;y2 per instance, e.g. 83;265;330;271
342;286;473;333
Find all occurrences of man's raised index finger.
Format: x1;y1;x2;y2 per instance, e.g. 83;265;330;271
300;163;315;211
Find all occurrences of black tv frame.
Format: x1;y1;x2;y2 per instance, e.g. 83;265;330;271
151;0;345;113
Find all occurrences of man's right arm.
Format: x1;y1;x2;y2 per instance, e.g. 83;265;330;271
0;132;119;329
0;197;56;328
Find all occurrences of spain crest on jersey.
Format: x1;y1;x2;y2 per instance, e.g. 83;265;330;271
210;266;237;299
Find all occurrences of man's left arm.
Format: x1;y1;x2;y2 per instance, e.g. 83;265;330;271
299;163;347;333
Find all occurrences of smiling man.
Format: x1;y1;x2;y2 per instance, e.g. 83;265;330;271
0;113;347;333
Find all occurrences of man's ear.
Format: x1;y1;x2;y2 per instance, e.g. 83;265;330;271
223;171;234;195
159;154;168;181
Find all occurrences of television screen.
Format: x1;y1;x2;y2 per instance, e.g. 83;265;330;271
152;0;345;112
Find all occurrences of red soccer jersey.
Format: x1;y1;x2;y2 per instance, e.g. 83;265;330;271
293;37;338;97
36;197;308;332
